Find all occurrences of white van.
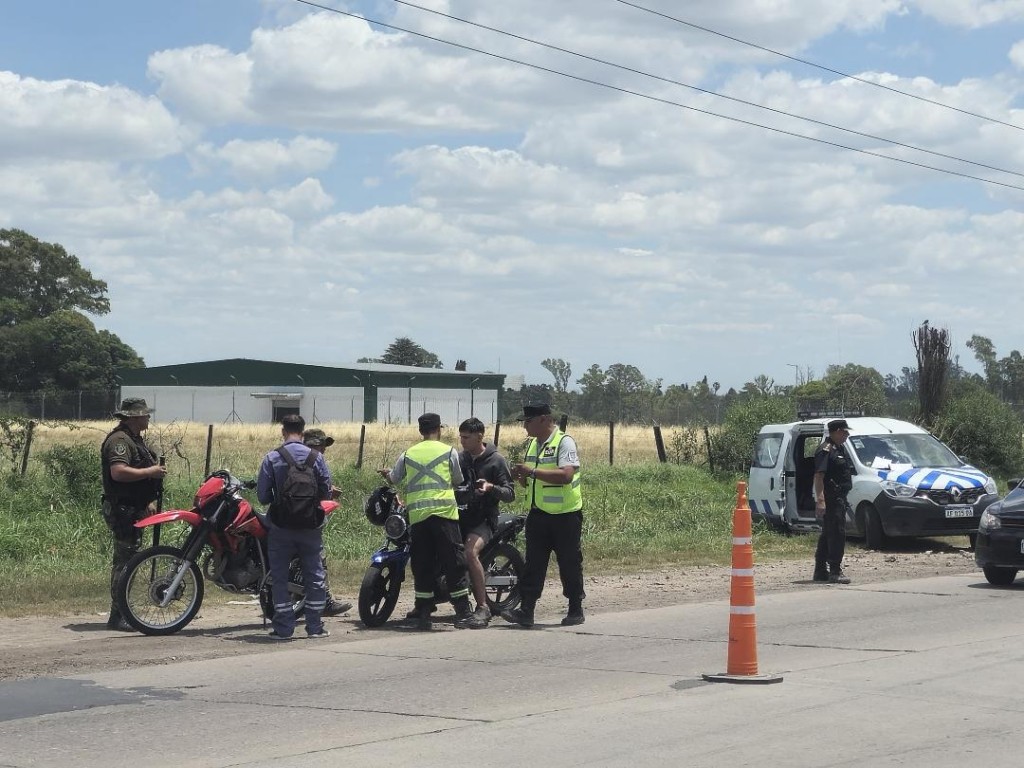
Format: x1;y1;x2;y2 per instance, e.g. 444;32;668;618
747;417;998;548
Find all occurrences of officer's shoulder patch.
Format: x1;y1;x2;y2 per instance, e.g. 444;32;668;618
114;443;128;456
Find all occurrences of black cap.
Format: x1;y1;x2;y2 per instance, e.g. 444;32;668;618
827;419;850;432
418;412;442;432
517;403;552;421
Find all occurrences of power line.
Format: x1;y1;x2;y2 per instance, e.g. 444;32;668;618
614;0;1024;133
390;0;1024;180
291;0;1024;193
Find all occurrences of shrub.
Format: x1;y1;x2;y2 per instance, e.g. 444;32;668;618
709;396;795;473
933;382;1024;477
38;443;101;500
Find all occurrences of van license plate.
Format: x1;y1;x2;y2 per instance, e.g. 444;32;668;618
944;506;974;518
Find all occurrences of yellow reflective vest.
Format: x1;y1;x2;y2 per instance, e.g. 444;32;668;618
525;429;582;514
401;440;459;525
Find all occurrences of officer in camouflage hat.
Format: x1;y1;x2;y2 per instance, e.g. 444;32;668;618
101;397;167;631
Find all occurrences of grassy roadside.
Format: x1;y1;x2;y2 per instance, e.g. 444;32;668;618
0;453;815;617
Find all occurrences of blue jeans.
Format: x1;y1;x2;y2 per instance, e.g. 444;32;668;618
267;522;326;637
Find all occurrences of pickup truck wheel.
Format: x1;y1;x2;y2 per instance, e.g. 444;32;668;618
862;505;887;551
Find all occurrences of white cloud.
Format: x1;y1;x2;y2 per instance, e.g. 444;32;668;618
192;136;337;181
0;71;183;162
911;0;1024;27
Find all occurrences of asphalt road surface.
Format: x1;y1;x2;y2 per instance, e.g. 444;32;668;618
1;574;1022;767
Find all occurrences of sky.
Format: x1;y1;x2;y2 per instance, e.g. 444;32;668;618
4;0;1024;392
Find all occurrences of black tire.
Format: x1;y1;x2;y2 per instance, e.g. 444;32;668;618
358;563;402;627
116;546;204;636
482;541;524;614
983;565;1018;586
862;504;887;551
967;533;978;551
259;558;306;620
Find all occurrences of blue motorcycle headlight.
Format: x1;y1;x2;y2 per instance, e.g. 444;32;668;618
384;513;408;541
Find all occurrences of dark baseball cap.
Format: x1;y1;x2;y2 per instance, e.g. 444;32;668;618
418;413;443;432
517;403;552;421
827;419;851;432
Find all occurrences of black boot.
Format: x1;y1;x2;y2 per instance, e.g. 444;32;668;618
812;564;829;582
453;597;474;629
501;601;535;628
561;600;585;626
106;604;132;632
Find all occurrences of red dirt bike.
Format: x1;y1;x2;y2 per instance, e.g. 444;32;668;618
113;470;338;636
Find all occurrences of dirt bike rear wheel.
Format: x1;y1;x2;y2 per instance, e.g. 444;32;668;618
116;545;204;636
483;541;523;615
358;563;402;627
259;558;307;620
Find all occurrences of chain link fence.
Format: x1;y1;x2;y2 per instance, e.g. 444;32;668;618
1;390;120;421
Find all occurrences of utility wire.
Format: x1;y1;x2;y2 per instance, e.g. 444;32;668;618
615;0;1024;133
292;0;1024;193
390;0;1024;180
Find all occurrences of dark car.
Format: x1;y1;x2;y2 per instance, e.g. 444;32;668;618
975;479;1024;585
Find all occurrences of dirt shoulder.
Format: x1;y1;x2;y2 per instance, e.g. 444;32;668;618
0;544;979;682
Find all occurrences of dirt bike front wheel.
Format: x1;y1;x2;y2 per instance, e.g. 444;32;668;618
358;563;402;627
483;541;524;615
116;545;204;636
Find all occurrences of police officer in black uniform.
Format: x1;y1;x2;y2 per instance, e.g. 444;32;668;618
813;419;853;584
100;397;167;630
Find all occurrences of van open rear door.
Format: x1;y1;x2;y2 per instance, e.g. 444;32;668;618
784;422;827;533
748;431;786;530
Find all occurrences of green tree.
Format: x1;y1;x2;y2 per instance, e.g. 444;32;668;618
933;380;1024;476
967;335;1001;394
822;363;887;416
378;337;443;369
0;229;110;326
541;358;572;393
0;311;143;390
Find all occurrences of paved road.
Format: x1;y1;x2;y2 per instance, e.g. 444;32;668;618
1;574;1022;767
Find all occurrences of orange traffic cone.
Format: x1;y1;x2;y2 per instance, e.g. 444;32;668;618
703;481;783;685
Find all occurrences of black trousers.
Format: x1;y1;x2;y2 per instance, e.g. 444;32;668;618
521;508;585;607
102;501;145;613
815;496;848;572
410;515;470;608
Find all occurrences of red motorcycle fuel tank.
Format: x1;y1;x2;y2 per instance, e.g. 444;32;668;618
194;475;227;508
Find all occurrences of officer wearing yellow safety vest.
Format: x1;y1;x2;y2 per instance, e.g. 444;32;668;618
501;403;584;628
379;413;473;630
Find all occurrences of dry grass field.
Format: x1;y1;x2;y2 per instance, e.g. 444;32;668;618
24;419;708;480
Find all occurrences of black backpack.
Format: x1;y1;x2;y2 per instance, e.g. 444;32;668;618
271;444;322;529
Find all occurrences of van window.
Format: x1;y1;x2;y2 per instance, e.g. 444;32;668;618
848;433;960;468
753;433;784;468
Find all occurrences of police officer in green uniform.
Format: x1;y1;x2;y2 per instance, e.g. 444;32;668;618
813;419;853;584
100;397;167;630
379;413;472;630
502;403;584;628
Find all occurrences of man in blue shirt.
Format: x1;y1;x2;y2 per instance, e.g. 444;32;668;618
257;414;333;640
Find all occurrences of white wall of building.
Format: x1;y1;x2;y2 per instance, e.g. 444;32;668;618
120;386;365;424
376;387;500;425
120;385;500;424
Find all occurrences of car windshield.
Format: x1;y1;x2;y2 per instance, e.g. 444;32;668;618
847;433;961;469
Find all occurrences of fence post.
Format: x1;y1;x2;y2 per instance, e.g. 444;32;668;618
559;414;569;433
704;425;714;473
609;421;615;465
20;420;36;476
356;424;366;469
653;425;667;463
493;420;501;449
204;424;214;476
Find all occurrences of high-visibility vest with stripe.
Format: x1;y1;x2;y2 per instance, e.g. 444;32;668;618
402;440;459;525
525;430;582;514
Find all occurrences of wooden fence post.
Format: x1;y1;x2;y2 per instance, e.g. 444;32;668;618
608;421;615;465
653;425;667;463
493;421;502;449
704;425;715;473
204;424;214;476
19;420;35;476
356;424;366;469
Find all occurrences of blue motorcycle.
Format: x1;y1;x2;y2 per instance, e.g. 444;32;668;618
357;486;525;627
